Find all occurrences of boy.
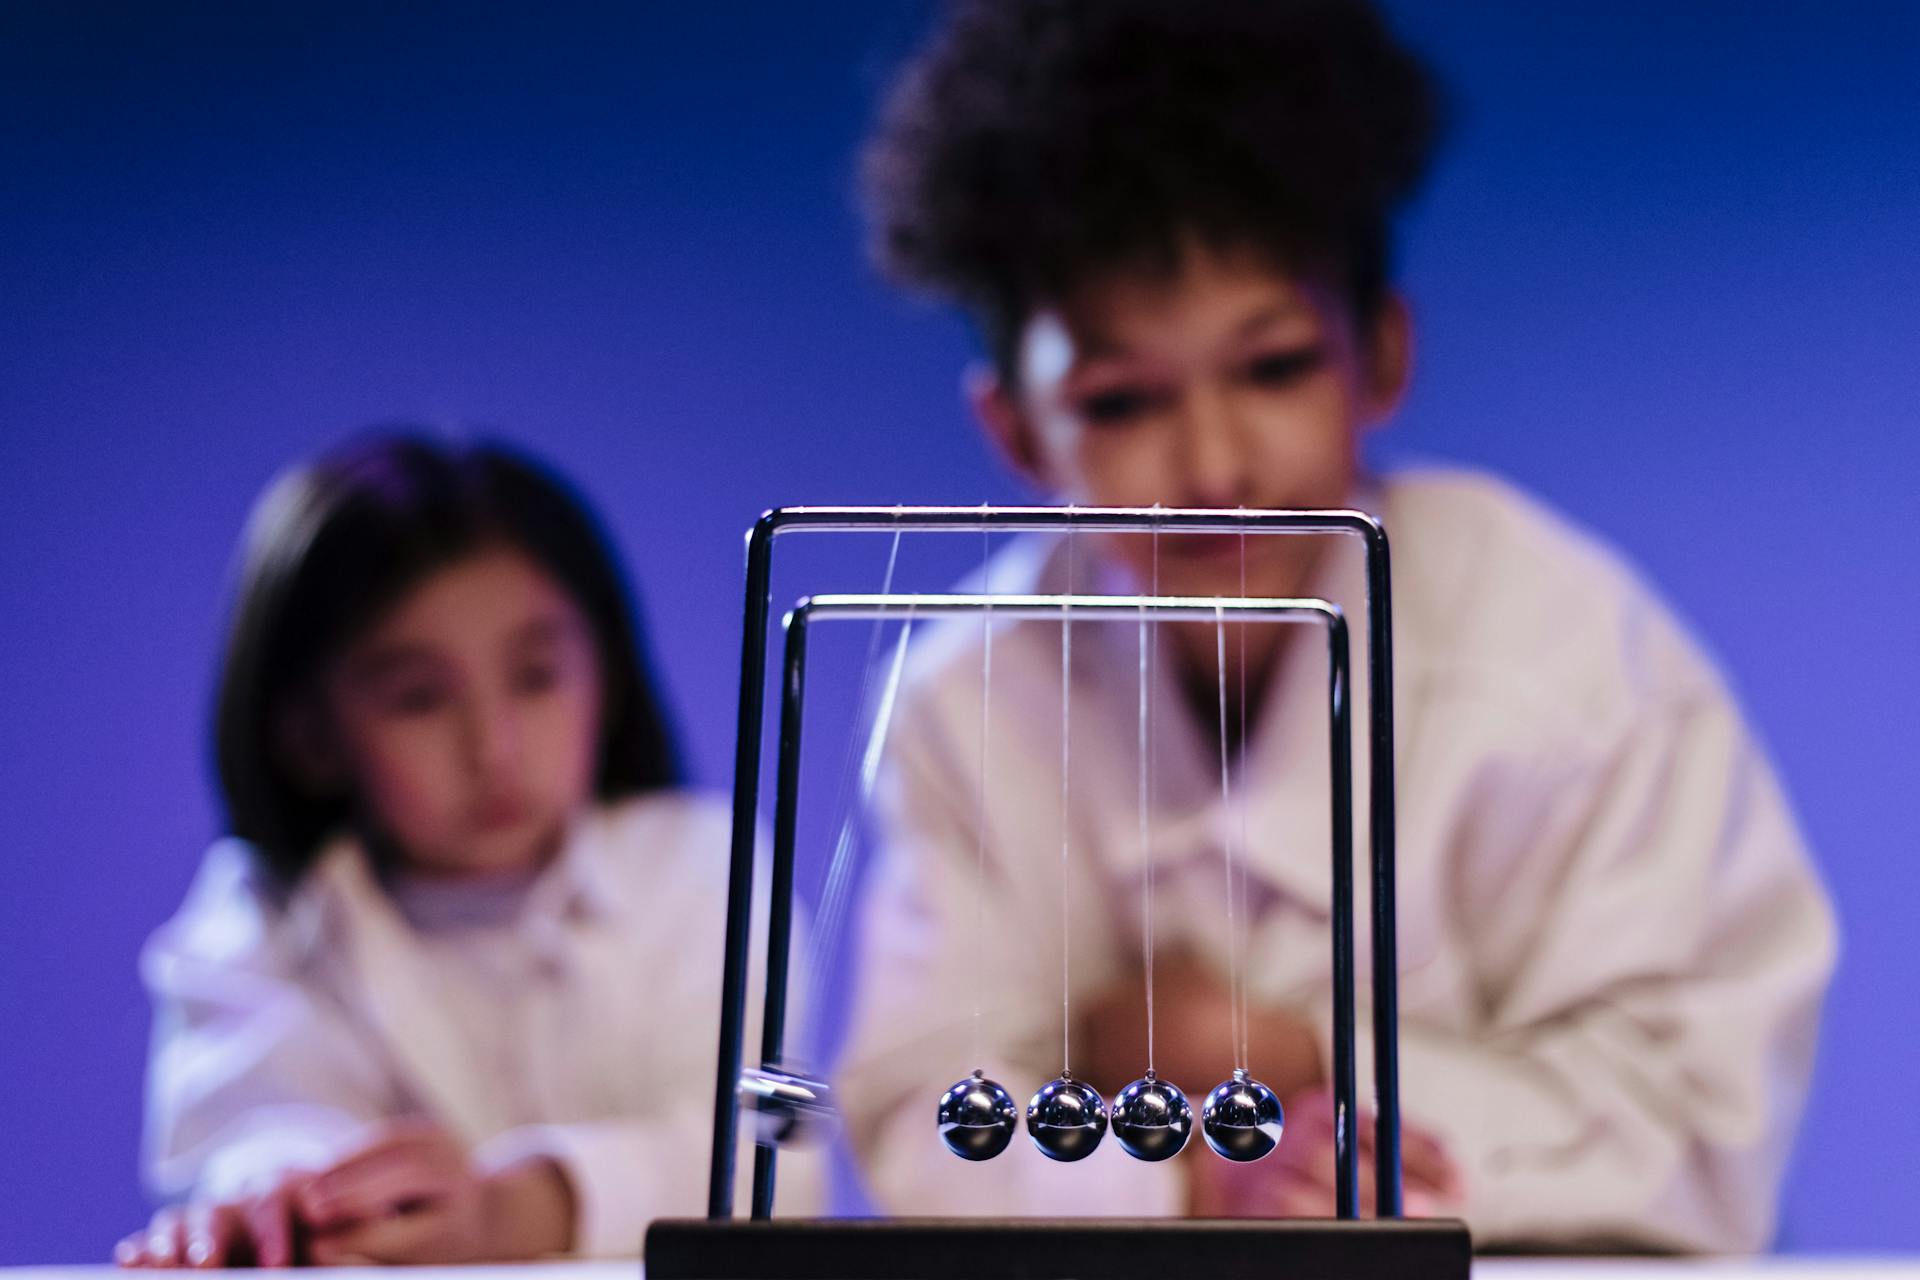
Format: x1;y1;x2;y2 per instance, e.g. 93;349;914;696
835;0;1835;1253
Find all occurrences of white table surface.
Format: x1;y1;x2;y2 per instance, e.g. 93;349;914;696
10;1260;1920;1278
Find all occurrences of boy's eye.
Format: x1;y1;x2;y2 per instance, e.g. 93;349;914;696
1245;347;1325;388
1077;387;1158;426
382;683;450;716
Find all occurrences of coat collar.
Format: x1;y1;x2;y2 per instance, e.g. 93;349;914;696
276;807;619;1140
993;489;1385;920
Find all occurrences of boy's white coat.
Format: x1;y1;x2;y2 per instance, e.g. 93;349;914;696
837;468;1836;1252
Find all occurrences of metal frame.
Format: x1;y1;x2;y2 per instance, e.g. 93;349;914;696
751;593;1356;1220
706;505;1405;1221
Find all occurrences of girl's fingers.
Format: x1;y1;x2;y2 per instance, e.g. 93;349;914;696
307;1123;460;1219
180;1205;218;1268
113;1230;151;1267
142;1207;187;1268
309;1206;448;1265
186;1203;248;1268
246;1183;296;1269
301;1152;451;1228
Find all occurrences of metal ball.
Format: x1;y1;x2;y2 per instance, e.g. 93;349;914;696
1110;1072;1193;1162
1202;1069;1285;1161
937;1071;1018;1161
1026;1074;1108;1162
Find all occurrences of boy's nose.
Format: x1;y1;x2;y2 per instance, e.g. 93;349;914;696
1177;386;1254;509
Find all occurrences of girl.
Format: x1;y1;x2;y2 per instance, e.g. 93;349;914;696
117;433;810;1266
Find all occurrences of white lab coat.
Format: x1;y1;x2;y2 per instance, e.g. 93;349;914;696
141;791;821;1257
836;467;1836;1252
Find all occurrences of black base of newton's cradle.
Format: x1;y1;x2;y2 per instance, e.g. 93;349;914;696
645;1217;1473;1279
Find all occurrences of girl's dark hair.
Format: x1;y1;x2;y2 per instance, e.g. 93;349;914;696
214;431;684;883
863;0;1444;371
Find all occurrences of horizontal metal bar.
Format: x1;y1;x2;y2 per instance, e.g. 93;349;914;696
759;504;1383;537
796;592;1343;624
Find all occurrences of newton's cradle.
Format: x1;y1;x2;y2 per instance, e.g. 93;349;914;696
647;505;1472;1279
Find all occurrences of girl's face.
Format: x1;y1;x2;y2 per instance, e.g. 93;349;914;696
313;546;604;879
975;239;1409;607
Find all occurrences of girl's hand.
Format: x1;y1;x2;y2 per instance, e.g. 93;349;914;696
296;1120;574;1263
1186;1087;1465;1219
113;1176;309;1268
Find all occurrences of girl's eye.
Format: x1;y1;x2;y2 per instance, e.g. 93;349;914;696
513;663;562;695
1246;348;1325;388
1077;387;1158;426
383;683;450;716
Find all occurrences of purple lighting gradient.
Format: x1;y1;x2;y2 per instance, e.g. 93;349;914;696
1;0;1914;1260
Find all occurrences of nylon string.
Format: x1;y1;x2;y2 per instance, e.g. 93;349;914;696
1216;601;1246;1072
1060;513;1076;1073
1237;508;1253;1069
973;513;992;1068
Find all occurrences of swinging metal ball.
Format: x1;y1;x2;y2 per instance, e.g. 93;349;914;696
1026;1074;1108;1162
1110;1072;1193;1162
1202;1069;1285;1161
936;1071;1019;1161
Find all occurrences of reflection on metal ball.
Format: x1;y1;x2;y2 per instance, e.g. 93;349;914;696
1110;1071;1193;1162
1202;1068;1285;1161
936;1070;1019;1161
1026;1074;1108;1162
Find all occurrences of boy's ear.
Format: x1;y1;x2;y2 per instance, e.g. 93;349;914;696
275;696;345;794
1363;293;1414;425
965;362;1050;488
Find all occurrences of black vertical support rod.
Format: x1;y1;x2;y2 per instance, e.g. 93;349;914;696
708;519;777;1218
1360;526;1401;1218
1324;611;1359;1220
747;609;811;1218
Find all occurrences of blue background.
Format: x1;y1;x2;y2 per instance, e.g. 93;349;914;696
1;0;1914;1260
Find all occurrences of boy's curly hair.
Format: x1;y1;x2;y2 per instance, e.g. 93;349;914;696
864;0;1443;367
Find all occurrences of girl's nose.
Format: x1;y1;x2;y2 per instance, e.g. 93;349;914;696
465;695;522;780
1177;385;1254;509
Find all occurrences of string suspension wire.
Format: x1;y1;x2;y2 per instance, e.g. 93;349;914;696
799;523;906;1055
1147;508;1162;1072
1216;602;1245;1073
1237;508;1253;1069
1060;512;1076;1074
974;513;992;1069
1137;556;1152;1075
1136;506;1167;1074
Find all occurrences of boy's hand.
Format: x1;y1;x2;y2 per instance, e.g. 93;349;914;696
296;1120;573;1263
1077;948;1323;1101
1186;1087;1464;1219
113;1175;310;1268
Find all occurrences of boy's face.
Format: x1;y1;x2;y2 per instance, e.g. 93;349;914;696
974;240;1408;605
